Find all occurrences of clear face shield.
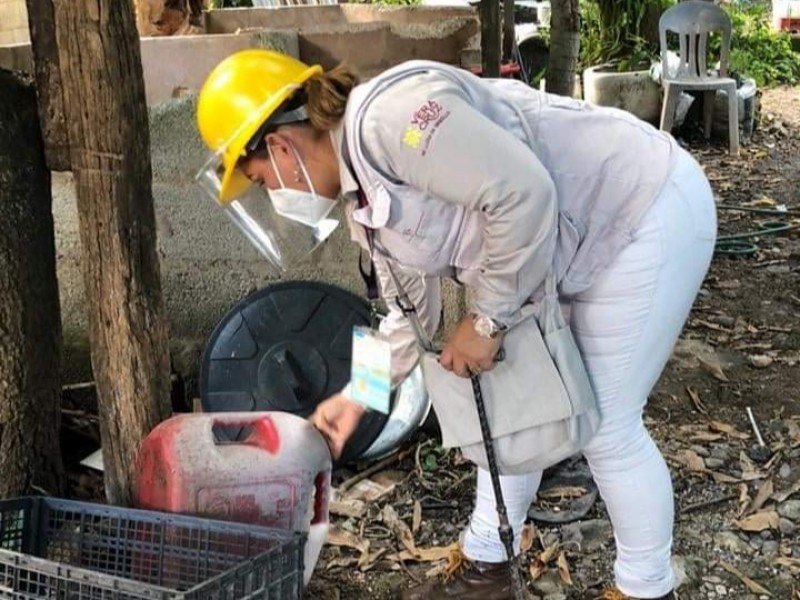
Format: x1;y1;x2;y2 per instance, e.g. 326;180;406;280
195;147;339;272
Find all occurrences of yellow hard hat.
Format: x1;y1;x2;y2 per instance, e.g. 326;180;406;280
196;49;323;202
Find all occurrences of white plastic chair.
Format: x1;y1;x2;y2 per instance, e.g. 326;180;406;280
658;0;739;155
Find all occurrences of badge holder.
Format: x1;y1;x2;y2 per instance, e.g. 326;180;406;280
349;326;392;414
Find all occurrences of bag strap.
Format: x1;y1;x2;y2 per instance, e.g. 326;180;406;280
545;271;557;297
384;261;438;353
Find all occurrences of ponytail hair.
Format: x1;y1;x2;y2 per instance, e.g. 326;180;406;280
303;64;360;131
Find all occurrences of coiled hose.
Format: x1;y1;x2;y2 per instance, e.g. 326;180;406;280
714;205;800;258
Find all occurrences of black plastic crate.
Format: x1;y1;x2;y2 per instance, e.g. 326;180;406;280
0;497;305;599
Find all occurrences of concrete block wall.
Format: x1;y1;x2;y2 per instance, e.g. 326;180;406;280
3;5;475;386
206;5;480;77
0;0;29;45
0;7;479;100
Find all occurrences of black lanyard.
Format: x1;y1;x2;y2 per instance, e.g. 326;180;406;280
356;188;382;326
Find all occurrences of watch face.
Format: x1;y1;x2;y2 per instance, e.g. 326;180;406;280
474;316;495;338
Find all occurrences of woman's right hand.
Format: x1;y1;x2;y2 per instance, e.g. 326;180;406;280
310;394;366;459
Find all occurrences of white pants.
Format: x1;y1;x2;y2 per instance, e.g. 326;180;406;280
461;149;716;599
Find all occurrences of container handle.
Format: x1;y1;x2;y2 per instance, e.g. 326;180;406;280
210;414;280;455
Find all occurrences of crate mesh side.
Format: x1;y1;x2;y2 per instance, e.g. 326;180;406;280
0;508;26;553
0;553;166;600
0;499;303;599
188;540;304;599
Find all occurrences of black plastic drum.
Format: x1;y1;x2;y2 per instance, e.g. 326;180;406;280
199;281;389;465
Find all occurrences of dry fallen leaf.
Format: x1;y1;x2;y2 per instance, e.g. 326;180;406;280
382;505;418;556
372;470;407;488
520;523;535;552
329;497;367;519
690;431;725;442
529;559;546;581
712;471;742;484
753;195;777;207
326;524;371;566
388;543;459;563
539;542;560;564
734;510;779;532
344;478;396;503
693;318;731;332
763;451;782;472
360;548;388;572
412;500;422;534
737;483;750;518
687;386;708;415
709;420;750;440
772;479;800;503
785;419;800;444
747;479;774;515
683;449;708;473
717;560;772;595
774;556;800;572
326;556;359;569
557;551;573;586
699;357;729;381
739;451;766;481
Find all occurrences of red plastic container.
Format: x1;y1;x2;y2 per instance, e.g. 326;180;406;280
134;412;331;530
133;412;332;584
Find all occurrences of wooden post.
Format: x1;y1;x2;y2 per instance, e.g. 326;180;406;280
24;0;69;171
26;0;172;505
0;69;64;498
480;0;501;77
503;0;515;64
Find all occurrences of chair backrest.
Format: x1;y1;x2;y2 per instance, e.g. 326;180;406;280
659;0;732;80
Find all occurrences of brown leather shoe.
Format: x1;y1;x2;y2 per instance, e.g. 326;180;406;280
595;587;676;600
401;550;524;600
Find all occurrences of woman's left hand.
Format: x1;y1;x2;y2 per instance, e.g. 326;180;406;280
439;315;503;378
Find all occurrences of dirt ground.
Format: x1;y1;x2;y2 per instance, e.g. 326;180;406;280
301;88;800;600
57;88;800;599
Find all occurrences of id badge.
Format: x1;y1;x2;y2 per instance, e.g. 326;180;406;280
350;326;392;414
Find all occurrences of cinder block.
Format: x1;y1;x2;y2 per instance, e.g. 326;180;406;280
137;31;299;105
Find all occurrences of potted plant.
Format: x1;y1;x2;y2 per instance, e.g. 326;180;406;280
580;0;668;122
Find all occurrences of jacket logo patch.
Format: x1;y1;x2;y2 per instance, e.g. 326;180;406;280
411;100;443;130
403;100;451;155
403;126;423;149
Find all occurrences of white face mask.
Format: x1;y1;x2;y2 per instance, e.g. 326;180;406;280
267;143;337;228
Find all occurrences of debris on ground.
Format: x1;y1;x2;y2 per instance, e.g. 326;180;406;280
60;87;800;600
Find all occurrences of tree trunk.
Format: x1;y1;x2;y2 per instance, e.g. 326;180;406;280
0;69;64;499
24;0;69;171
502;0;515;63
480;0;501;77
29;0;172;505
546;0;581;97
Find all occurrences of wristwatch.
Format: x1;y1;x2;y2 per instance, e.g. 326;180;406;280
472;314;507;339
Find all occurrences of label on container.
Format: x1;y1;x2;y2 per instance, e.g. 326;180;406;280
349;326;391;414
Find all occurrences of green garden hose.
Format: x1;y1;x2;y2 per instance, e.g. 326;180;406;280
714;206;800;258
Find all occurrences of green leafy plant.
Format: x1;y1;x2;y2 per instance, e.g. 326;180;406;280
579;0;668;71
719;2;800;86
